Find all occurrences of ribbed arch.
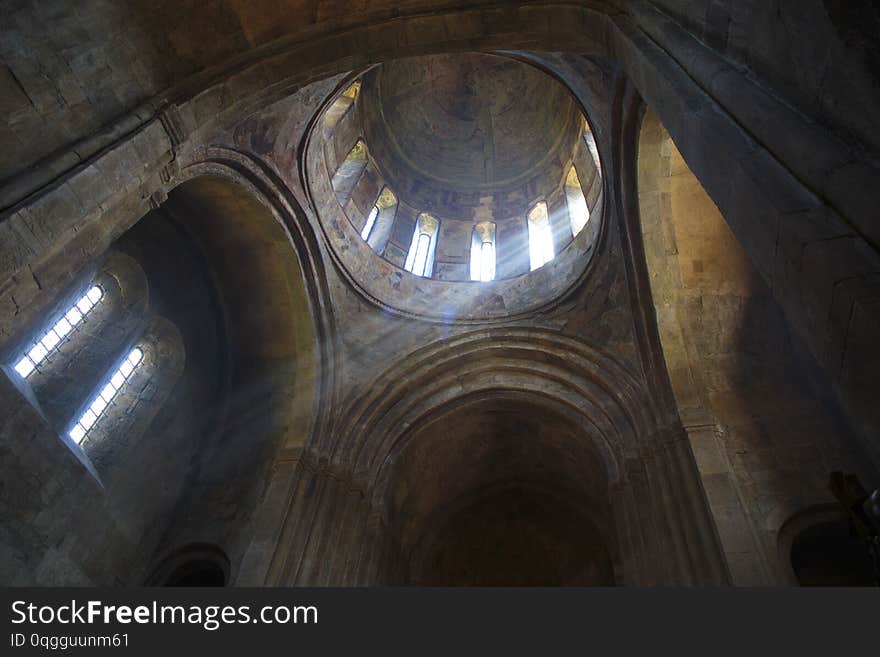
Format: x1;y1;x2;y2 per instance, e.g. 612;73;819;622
327;329;661;487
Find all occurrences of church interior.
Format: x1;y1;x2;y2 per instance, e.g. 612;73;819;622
1;0;879;586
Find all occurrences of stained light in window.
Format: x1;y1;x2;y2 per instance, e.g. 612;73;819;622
69;347;143;445
14;285;103;378
470;221;497;282
564;166;590;237
404;213;439;278
528;202;555;271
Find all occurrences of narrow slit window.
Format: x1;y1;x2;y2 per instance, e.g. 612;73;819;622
361;186;398;246
14;285;104;378
470;221;497;282
331;139;368;205
527;202;555;271
361;205;379;241
404;213;439;278
69;347;144;445
323;81;361;135
583;123;601;171
564;166;590;237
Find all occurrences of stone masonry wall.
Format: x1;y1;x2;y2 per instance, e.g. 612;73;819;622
638;110;878;584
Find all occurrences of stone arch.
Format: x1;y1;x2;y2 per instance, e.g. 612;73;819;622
335;330;649;479
5;5;878;448
169;147;340;450
266;328;727;587
0;156;334;585
378;391;621;586
128;166;333;584
2;1;878;590
145;543;231;587
7;4;873;456
777;505;875;587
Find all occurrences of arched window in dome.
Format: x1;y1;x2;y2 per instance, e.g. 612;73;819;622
404;213;439;278
323;81;360;136
470;221;497;282
527;202;554;271
68;346;145;445
331;139;368;206
13;284;104;379
362;186;398;247
564;166;590;237
362;207;379;242
583;122;601;171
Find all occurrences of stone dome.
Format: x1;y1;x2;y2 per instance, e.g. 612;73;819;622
306;52;604;320
362;53;582;197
